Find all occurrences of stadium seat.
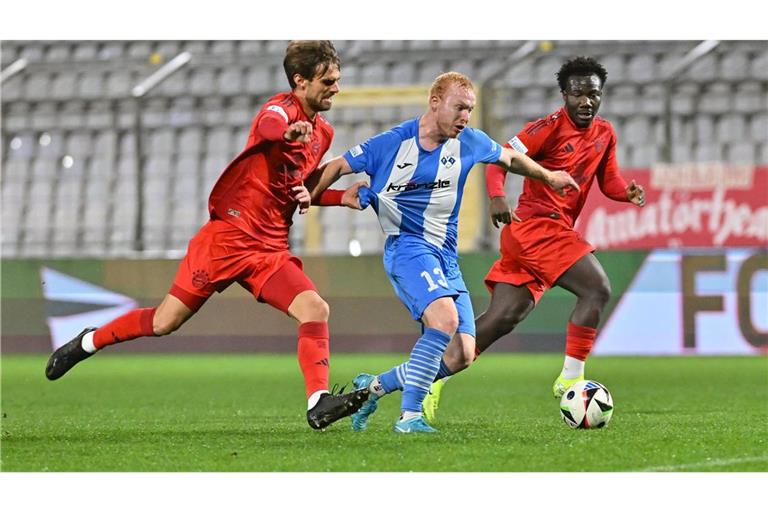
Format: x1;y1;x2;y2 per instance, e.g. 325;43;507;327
217;67;244;96
58;101;87;130
749;51;768;80
25;72;52;100
626;54;657;84
127;41;153;60
733;82;767;113
719;51;750;81
698;83;732;114
106;70;133;97
64;131;93;157
694;142;724;163
190;68;217;96
3;104;30;132
750;113;768;144
148;127;176;156
603;85;638;117
50;71;79;100
628;144;660;168
670;83;698;115
84;101;113;130
226;96;252;126
726;142;756;164
693;115;716;141
168;96;198;126
361;63;387;85
670;143;694;164
716;114;748;143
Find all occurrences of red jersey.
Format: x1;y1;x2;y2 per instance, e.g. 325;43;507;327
486;107;628;228
208;92;334;250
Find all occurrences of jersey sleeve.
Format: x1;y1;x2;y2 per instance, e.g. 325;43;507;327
342;130;399;177
485;145;510;198
512;117;552;159
597;129;630;202
469;128;503;164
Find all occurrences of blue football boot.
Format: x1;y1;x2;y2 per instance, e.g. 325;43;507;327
393;415;438;433
350;373;380;431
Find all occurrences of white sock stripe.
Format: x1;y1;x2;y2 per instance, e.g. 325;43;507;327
405;371;433;381
406;365;435;378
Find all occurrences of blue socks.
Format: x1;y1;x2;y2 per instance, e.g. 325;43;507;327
401;328;451;413
379;341;456;394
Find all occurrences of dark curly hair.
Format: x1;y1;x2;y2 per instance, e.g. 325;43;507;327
283;40;341;89
556;56;608;92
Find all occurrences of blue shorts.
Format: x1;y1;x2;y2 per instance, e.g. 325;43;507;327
383;235;476;337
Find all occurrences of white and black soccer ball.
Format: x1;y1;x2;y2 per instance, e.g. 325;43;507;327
559;380;614;429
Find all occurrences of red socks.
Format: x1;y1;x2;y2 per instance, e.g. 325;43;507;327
297;321;330;398
93;308;157;349
565;322;596;361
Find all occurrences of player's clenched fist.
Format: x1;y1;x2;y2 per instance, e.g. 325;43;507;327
283;121;313;143
626;180;645;207
489;196;522;228
292;185;311;214
341;181;368;210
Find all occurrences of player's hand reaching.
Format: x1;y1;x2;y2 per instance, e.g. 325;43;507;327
341;181;368;210
489;196;522;228
292;185;311;214
546;170;580;197
626;180;645;207
283;121;313;143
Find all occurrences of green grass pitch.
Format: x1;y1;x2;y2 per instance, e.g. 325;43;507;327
1;353;766;472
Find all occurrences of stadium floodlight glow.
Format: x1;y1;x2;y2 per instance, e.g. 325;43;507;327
39;132;51;146
131;52;192;98
349;239;362;257
61;155;74;169
10;137;22;150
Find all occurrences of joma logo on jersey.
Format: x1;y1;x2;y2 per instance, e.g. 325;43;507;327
386;179;451;192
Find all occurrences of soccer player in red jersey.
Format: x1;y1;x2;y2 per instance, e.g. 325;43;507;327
45;41;368;430
424;57;645;418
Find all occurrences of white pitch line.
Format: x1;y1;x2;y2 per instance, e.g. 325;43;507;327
636;455;768;472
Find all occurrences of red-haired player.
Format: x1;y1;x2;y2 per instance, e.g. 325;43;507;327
46;41;368;430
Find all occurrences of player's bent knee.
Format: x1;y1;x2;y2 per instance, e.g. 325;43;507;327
153;316;183;336
289;291;330;323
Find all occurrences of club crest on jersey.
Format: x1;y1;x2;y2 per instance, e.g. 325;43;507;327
440;155;456;167
594;139;605;152
311;141;321;155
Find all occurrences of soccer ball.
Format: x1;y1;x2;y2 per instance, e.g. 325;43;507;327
559;380;614;429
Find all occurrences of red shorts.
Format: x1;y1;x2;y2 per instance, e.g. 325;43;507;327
484;217;594;304
169;219;317;313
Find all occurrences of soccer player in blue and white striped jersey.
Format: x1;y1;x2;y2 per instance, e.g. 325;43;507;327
310;72;578;433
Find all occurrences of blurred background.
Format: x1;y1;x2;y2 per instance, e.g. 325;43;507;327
1;40;766;355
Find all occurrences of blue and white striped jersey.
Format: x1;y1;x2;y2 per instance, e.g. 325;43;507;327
343;118;502;255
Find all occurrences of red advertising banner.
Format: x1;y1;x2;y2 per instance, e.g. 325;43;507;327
575;165;768;250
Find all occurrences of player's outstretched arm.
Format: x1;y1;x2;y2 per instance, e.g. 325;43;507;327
495;147;579;197
306;155;356;205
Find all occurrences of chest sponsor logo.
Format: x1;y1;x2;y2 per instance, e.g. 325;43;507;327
386;179;451;192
